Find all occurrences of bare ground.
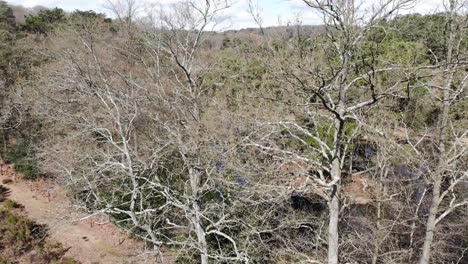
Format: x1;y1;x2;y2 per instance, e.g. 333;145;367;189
0;164;174;264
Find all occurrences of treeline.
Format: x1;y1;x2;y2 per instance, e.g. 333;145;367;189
0;2;111;179
0;1;467;264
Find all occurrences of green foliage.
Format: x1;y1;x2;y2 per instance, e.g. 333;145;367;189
70;10;105;21
21;8;65;34
375;13;468;64
302;121;358;153
450;92;468;131
3;137;42;180
379;40;428;66
212;48;266;86
69;10;110;29
1;1;49;81
401;87;440;129
0;1;16;84
205;47;268;110
2;199;21;210
0;3;41;85
360;27;429;67
0;206;39;252
0;256;14;264
4;139;29;164
0;5;466;262
389;14;448;63
0;1;15;33
0;197;76;263
13;161;40;180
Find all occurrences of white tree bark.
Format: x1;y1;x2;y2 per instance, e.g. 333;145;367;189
419;1;467;263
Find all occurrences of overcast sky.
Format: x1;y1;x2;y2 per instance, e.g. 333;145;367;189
7;0;445;30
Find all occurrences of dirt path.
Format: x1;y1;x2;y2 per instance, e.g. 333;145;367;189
0;164;165;264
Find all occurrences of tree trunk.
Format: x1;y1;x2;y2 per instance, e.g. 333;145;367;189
328;119;343;264
418;89;450;264
327;159;341;264
372;180;384;264
189;166;209;264
418;80;451;264
419;175;442;264
328;190;340;264
419;2;455;262
194;207;209;264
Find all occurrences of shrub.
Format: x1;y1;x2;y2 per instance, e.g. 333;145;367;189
1;199;22;209
13;161;41;180
0;199;78;263
0;256;14;264
21;8;65;34
2;137;43;180
0;210;39;251
36;241;69;262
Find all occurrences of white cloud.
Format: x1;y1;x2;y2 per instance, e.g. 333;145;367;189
6;0;447;30
7;0;107;12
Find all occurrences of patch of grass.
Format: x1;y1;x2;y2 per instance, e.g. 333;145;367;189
1;199;23;210
1;136;43;181
13;161;41;180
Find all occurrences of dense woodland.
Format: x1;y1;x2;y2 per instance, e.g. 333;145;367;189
0;0;467;263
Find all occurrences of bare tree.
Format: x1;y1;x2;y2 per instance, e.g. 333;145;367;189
35;1;254;263
247;0;264;35
142;1;251;263
16;0;468;263
417;1;468;263
245;0;416;263
104;0;141;27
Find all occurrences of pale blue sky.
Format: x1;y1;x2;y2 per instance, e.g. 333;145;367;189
7;0;444;29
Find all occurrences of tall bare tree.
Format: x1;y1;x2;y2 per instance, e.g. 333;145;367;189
35;1;254;263
417;1;468;263
246;0;416;263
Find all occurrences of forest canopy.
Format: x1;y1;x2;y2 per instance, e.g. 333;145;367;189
0;0;467;263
